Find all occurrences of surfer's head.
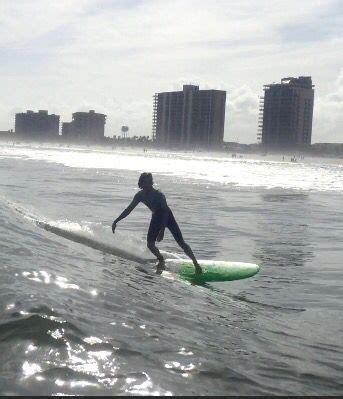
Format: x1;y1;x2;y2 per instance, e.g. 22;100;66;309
138;172;153;189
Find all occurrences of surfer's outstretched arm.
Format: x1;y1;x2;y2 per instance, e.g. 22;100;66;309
112;197;139;233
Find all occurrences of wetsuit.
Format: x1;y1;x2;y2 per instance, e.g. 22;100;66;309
133;189;184;244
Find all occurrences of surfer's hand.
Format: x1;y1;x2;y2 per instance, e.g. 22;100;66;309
156;228;164;242
111;221;117;234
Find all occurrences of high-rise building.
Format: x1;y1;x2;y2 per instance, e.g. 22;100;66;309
62;110;106;140
258;76;315;148
15;110;60;138
152;85;226;147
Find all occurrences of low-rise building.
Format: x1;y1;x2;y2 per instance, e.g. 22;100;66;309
15;110;60;138
62;110;106;141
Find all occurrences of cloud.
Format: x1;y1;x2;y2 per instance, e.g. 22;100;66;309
0;0;342;143
0;1;91;47
225;86;259;142
313;69;343;143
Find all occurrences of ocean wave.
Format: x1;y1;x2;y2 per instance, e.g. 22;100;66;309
2;198;179;265
1;145;342;192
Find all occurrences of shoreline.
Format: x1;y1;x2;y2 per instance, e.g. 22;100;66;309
0;138;342;165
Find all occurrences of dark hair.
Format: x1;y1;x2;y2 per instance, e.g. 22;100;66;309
138;172;153;188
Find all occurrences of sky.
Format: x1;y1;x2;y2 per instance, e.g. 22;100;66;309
0;0;342;143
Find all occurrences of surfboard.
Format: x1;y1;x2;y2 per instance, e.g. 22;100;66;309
164;259;260;283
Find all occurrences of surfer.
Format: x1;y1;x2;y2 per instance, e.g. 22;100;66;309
112;172;202;274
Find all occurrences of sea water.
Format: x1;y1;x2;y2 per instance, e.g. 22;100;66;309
0;143;342;395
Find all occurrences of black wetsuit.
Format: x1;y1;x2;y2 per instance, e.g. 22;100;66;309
133;189;184;244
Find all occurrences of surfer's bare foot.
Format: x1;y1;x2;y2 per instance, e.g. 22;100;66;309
156;258;165;275
194;263;202;275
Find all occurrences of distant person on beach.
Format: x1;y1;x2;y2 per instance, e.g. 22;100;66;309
111;172;202;274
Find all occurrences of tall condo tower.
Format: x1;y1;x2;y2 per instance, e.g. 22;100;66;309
152;85;226;147
258;76;315;148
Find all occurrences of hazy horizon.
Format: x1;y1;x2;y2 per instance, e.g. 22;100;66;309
1;0;342;143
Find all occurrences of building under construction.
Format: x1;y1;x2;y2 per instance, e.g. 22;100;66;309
62;110;106;141
152;85;226;147
258;76;315;149
15;110;60;138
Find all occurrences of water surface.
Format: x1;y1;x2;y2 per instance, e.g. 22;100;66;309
0;143;342;395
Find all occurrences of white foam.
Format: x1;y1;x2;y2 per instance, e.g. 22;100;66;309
1;144;342;192
3;198;179;264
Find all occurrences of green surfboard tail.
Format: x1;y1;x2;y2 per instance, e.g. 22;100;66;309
165;259;260;283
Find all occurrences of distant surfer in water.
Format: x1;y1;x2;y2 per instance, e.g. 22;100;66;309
112;172;202;274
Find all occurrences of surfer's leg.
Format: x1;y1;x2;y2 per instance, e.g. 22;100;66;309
167;213;202;274
147;240;164;262
147;240;165;275
147;216;164;263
